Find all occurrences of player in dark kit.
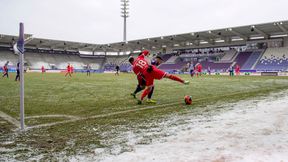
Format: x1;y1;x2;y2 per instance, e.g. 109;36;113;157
151;56;163;67
15;62;20;81
87;64;91;76
115;65;120;76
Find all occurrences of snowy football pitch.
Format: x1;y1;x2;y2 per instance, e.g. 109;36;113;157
1;73;288;161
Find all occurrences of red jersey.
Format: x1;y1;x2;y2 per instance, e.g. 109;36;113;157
67;65;71;72
236;65;240;72
132;53;149;76
3;66;8;72
197;64;202;72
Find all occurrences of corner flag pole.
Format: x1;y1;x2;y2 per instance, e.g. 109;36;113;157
17;23;25;130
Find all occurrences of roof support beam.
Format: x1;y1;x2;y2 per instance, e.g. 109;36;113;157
253;27;269;38
198;35;214;45
228;29;248;40
208;31;226;40
276;24;288;32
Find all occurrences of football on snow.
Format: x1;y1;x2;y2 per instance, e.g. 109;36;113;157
184;95;192;105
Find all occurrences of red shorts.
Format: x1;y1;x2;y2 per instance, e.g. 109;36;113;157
143;66;166;86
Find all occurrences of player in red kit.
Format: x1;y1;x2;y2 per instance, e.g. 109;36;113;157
131;50;189;104
196;63;202;77
41;65;45;74
2;61;9;78
65;63;72;77
71;65;74;74
129;55;164;104
235;64;240;76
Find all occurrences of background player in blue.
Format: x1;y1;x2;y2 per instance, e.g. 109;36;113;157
87;64;91;76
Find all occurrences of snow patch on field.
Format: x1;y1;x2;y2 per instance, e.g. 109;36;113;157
73;90;288;162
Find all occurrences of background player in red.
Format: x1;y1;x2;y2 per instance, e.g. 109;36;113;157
196;63;202;77
132;50;189;104
65;63;72;77
41;65;45;74
2;61;9;78
71;65;74;74
235;64;240;76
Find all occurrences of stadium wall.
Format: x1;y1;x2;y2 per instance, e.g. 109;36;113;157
284;37;288;47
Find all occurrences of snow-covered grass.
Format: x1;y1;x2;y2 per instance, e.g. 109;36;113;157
1;73;288;161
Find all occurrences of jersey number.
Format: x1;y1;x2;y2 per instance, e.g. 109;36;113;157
136;60;147;69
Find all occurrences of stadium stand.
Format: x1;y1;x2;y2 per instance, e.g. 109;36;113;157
219;50;238;62
103;56;131;72
241;50;264;70
200;61;232;72
233;51;253;68
165;56;179;64
255;47;288;71
0;51;18;68
0;49;104;71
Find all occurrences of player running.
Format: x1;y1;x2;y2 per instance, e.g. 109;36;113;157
131;50;189;104
2;61;9;78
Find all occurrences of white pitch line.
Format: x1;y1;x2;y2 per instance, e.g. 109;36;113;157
0;111;20;128
25;114;79;120
27;88;288;130
27;102;177;130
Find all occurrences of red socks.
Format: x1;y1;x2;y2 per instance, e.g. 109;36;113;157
141;88;150;100
168;75;184;83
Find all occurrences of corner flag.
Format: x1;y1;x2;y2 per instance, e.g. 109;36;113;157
14;23;25;130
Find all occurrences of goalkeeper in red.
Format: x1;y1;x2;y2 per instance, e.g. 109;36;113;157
130;50;189;104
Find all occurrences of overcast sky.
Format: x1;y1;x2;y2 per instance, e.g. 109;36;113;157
0;0;287;44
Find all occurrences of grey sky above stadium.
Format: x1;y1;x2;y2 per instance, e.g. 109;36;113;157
0;0;287;44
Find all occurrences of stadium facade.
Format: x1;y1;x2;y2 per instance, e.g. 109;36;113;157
0;21;288;73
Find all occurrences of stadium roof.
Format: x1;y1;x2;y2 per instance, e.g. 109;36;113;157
0;20;287;53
